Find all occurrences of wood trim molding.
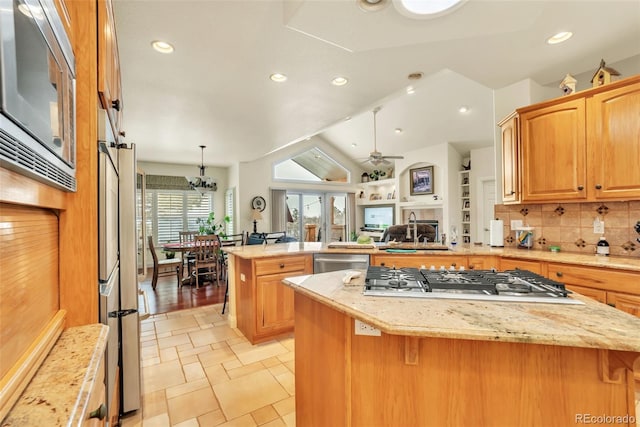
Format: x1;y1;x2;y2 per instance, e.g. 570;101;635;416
598;349;640;384
0;167;66;210
0;310;66;421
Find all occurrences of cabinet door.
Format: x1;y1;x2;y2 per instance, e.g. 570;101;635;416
565;284;607;304
499;113;520;203
499;258;542;274
256;272;297;333
372;255;467;270
606;292;640;317
519;98;586;202
588;81;640;200
468;256;498;271
98;0;123;137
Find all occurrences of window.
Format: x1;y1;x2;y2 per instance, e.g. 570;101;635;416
273;147;350;183
225;188;235;234
146;190;214;244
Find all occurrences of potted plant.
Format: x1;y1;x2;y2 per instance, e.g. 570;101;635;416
197;212;230;237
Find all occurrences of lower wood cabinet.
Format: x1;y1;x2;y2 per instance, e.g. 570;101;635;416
547;262;640;317
371;255;467;270
236;254;312;344
499;257;543;274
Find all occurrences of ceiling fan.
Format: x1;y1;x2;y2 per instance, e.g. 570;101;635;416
362;106;404;166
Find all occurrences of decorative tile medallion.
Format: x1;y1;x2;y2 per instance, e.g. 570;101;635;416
519;208;529;216
554;205;565;216
574;238;586;248
505;236;514;244
536;237;547;245
596;204;609;215
622;241;637;252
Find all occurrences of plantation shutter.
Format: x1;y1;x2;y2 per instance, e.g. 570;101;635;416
225;188;235;234
186;192;212;232
156;192;184;244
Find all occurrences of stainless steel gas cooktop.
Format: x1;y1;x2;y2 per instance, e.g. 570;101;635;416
364;266;583;305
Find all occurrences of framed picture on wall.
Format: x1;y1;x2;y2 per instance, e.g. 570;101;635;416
410;166;434;195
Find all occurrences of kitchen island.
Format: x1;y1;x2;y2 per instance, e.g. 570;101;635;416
282;269;640;427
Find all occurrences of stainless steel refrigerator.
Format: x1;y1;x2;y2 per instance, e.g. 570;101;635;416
98;111;141;423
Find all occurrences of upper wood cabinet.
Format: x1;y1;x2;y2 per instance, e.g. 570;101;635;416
519;97;587;202
587;80;640;200
98;0;123;138
503;75;640;204
497;112;520;203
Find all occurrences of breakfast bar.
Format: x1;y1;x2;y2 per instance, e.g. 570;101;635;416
282;269;640;427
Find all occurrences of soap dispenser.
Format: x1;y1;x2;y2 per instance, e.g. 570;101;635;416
596;236;610;256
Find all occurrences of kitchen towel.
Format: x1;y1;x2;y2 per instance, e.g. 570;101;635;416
489;219;504;247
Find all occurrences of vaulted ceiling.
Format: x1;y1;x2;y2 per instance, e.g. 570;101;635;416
114;0;640;168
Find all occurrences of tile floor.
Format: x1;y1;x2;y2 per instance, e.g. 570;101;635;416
120;304;295;427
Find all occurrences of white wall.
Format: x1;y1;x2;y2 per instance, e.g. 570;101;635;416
470;146;495;241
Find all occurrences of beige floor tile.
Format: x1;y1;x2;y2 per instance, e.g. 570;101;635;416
267;364;288;377
282;411;296;427
183;361;206;382
198;408;227;426
154;315;200;334
273;396;295;417
141;344;159;360
167;386;219;425
165;378;210;400
283;360;295;373
276;352;294;363
231;340;289;365
139;412;170;427
261;357;282;368
159;346;179;362
142;356;161;368
178;344;214;360
199;347;238;368
227;361;268;379
157;333;191;350
190;325;241;347
251;405;279;425
223;359;243;371
140;389;168;420
204;363;231;386
261;418;286;427
173;418;199;427
143;359;185;394
213;370;289;420
119;411;142;427
274;371;295;396
218;414;258;427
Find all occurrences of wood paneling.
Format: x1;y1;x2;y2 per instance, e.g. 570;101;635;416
0;204;60;379
59;0;99;327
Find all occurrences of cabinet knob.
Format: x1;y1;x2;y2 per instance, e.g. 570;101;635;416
89;404;107;420
112;99;121;111
577;185;584;191
119;130;126;137
468;264;475;270
556;271;563;277
279;263;285;268
510;191;515;195
595;184;602;190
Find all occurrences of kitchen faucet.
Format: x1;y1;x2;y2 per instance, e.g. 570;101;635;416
407;211;418;245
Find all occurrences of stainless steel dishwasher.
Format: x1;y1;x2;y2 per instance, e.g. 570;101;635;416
313;253;370;273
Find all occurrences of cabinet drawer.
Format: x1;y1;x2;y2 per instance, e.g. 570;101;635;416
606;292;640;317
255;256;310;276
547;263;640;295
566;285;607;304
499;258;542;274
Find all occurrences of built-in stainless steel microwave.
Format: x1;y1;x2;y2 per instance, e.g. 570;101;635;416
0;0;76;191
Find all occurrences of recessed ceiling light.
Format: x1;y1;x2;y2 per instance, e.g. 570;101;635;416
344;116;352;121
270;73;288;83
394;128;403;134
351;143;357;147
151;40;174;54
332;76;349;86
458;106;470;113
394;0;466;19
406;86;415;95
547;31;573;45
357;0;390;12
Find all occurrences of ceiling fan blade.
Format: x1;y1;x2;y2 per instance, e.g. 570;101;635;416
382;155;404;160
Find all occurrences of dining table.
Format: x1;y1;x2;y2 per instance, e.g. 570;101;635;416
162;237;235;286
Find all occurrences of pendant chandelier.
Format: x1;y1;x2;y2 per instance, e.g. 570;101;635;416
186;145;217;193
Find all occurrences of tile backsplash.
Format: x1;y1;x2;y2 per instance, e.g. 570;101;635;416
494;201;640;258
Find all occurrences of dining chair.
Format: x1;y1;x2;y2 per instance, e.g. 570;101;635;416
179;230;198;285
147;236;182;290
191;234;221;289
220;232;245;314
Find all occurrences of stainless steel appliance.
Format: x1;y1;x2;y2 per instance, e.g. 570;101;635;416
313;253;369;273
0;0;76;191
364;266;583;305
98;110;140;424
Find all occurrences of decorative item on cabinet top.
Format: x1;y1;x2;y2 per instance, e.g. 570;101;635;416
560;74;577;95
590;59;620;88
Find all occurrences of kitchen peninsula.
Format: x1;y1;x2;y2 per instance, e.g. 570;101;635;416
282;269;640;427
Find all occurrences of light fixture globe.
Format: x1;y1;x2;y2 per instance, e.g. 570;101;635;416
186;145;217;193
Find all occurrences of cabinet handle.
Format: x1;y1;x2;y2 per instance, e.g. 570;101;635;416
510;191;515;195
450;263;456;267
380;262;385;267
89;404;107;420
468;264;475;270
595;184;602;190
607;303;615;307
279;263;285;268
577;185;584;191
556;271;563;277
112;99;121;111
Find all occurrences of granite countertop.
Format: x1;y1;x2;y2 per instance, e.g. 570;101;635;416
222;242;640;272
2;324;109;427
282;270;640;352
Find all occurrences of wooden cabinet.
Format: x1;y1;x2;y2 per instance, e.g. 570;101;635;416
547;262;640;317
371;255;467;270
587;80;640;200
468;256;498;271
236;255;312;344
499;257;543;274
511;75;640;204
98;0;123;139
498;112;520;203
519;97;587;202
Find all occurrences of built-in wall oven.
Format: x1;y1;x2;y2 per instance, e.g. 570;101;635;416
0;0;76;191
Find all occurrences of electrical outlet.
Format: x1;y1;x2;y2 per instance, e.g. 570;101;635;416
354;319;381;336
593;219;605;234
